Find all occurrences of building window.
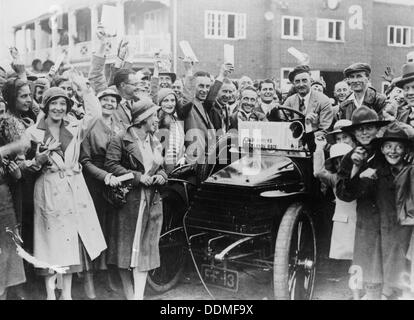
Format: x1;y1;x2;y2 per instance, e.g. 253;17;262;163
205;11;247;40
316;19;345;42
144;9;162;34
281;16;303;40
388;25;413;47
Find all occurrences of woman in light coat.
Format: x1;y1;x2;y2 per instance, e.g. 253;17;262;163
104;98;167;300
24;74;106;300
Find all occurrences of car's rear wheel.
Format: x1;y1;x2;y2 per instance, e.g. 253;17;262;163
147;191;186;293
273;203;317;300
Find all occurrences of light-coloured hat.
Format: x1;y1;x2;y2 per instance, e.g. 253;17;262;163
326;120;352;145
131;98;160;125
325;143;353;172
157;88;177;105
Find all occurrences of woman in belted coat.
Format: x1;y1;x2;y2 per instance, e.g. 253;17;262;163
24;75;106;300
79;88;123;298
104;98;167;300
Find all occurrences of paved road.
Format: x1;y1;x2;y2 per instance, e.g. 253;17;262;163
15;253;352;300
9;216;356;300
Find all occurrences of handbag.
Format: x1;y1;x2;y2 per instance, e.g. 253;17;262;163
102;182;133;209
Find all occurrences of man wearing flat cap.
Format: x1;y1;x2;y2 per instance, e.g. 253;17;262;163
283;65;333;133
338;62;388;121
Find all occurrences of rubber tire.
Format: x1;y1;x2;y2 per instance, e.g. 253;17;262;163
147;189;186;294
273;203;316;300
147;231;185;293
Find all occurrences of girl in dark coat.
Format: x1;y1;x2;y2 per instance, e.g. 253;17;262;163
0;154;26;300
0;79;36;299
337;118;413;299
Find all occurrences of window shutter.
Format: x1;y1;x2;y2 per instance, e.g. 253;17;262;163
237;13;247;39
317;19;326;40
388;26;392;45
235;14;241;39
411;27;414;46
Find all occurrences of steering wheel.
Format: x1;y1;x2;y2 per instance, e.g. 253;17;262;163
275;106;306;123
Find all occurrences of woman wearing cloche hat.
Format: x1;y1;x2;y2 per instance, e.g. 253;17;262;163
104;98;167;300
23;73;106;300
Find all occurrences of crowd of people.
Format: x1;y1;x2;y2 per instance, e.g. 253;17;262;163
1;24;414;301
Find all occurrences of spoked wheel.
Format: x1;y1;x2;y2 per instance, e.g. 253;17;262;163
274;203;317;300
147;191;187;293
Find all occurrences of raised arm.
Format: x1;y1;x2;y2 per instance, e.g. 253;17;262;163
313;136;336;187
182;57;196;105
71;72;101;141
108;39;130;87
204;63;233;111
88;26;111;93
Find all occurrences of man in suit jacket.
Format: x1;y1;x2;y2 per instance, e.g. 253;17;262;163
178;63;234;164
208;78;236;134
283;65;333;133
112;69;142;130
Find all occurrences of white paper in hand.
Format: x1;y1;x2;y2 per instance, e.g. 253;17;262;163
179;41;199;63
101;5;118;37
224;44;235;65
118;173;135;183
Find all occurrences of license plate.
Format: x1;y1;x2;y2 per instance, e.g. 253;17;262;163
201;265;239;292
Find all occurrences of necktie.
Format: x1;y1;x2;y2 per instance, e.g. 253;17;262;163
299;98;306;113
223;105;229;132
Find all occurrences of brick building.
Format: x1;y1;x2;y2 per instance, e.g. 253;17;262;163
10;0;414;96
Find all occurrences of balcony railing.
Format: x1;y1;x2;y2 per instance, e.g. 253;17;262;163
21;32;171;66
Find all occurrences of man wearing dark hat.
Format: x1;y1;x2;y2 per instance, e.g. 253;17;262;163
283;65;333;133
338;63;387;121
395;63;414;126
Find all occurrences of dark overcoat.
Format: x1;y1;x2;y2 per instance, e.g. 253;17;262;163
337;152;412;288
104;129;167;271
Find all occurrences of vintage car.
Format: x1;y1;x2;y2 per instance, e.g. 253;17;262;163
147;107;323;300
